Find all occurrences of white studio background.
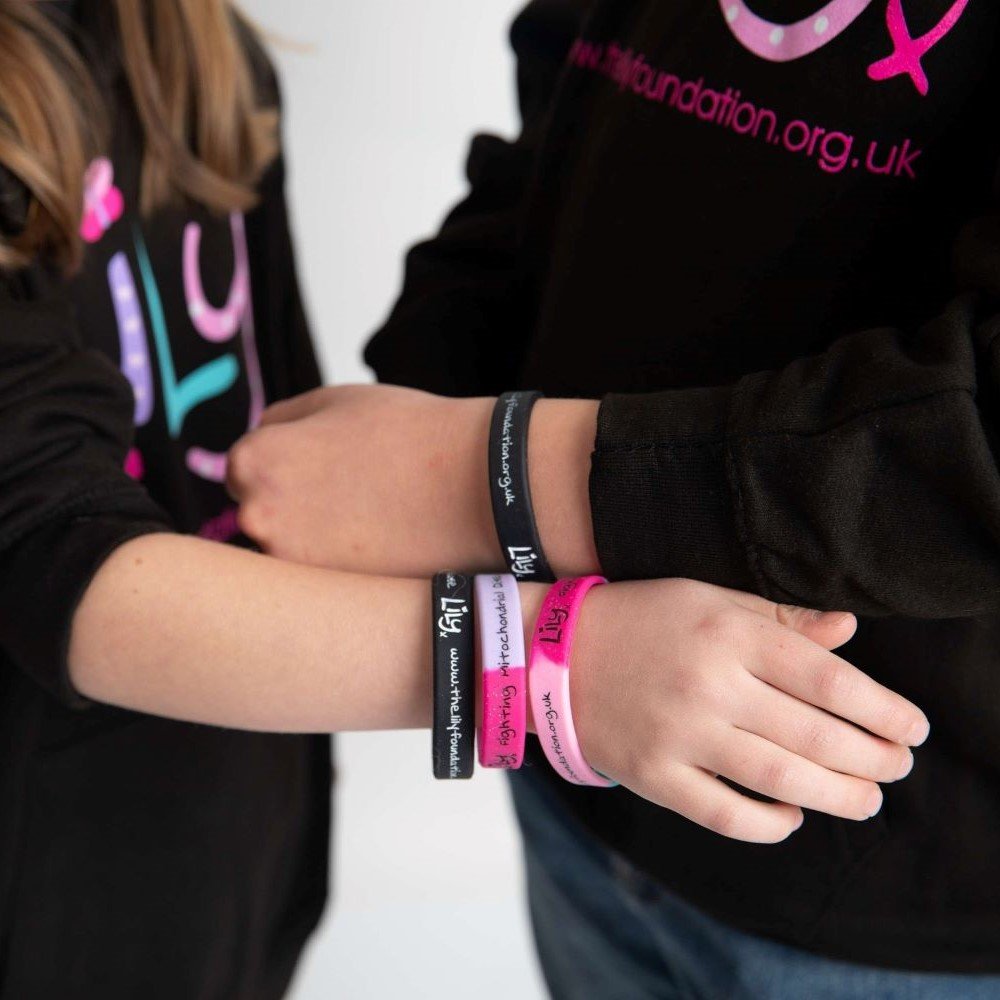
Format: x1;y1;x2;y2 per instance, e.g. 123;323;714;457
235;3;547;998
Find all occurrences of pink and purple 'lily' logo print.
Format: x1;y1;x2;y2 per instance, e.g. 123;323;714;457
719;0;970;95
80;157;264;541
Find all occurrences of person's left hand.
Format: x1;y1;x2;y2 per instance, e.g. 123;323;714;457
227;384;503;574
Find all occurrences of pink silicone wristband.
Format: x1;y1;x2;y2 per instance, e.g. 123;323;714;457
529;576;616;788
475;574;528;769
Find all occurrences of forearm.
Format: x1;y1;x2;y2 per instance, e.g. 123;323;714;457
528;398;601;577
76;527;933;844
230;386;603;582
71;532;545;733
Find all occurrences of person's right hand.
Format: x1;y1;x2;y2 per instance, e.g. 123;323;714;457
564;578;928;843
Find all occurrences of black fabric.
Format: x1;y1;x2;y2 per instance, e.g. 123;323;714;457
0;7;329;997
368;0;1000;972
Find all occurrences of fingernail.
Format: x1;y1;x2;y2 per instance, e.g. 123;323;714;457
895;751;914;781
824;611;854;627
816;611;853;628
865;787;883;818
794;812;805;831
907;718;931;747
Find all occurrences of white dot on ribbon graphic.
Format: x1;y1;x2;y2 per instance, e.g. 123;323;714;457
717;0;875;62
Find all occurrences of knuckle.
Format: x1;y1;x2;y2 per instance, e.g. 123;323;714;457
798;718;834;759
774;603;803;628
692;609;736;647
669;578;710;605
705;801;744;839
758;756;794;798
669;667;724;710
665;662;702;701
814;660;851;702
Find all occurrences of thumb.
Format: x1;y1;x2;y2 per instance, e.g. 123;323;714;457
775;604;858;650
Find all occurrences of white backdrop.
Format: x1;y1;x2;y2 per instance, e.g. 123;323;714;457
236;3;547;998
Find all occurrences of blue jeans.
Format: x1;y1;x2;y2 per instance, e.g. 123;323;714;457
509;767;1000;1000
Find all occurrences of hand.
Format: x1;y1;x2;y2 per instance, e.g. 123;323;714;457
568;578;928;843
227;384;501;574
227;384;602;577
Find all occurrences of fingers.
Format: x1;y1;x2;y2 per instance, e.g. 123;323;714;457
225;433;254;503
751;630;930;747
663;764;804;843
704;727;883;822
225;426;271;503
722;588;857;651
734;680;913;784
776;606;857;651
225;424;284;508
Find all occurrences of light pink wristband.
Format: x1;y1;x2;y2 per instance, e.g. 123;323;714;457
475;574;528;769
529;576;617;788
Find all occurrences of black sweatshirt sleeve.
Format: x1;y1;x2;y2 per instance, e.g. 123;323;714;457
364;0;590;395
0;280;170;707
591;190;1000;619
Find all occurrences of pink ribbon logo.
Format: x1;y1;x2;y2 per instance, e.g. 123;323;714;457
719;0;972;96
719;1;875;63
868;0;970;96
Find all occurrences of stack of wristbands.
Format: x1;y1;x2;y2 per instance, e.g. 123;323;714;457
431;392;616;788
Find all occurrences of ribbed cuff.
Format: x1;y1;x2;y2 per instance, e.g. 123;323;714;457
589;385;755;589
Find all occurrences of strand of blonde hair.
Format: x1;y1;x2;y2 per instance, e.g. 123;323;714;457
0;0;277;273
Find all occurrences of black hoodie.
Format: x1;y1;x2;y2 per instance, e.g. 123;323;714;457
0;5;329;997
367;0;1000;972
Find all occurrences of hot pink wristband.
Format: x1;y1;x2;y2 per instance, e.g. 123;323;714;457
529;576;617;788
475;574;528;769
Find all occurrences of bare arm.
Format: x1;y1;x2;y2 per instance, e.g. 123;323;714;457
71;532;542;733
70;530;927;843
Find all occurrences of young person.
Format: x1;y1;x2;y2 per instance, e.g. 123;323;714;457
0;3;925;998
230;0;1000;996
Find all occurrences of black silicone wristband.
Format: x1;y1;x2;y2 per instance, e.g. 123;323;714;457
432;572;476;780
488;392;555;583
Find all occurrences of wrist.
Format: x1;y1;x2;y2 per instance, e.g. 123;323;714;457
528;399;602;577
516;577;614;779
452;396;506;570
565;579;616;777
518;580;547;735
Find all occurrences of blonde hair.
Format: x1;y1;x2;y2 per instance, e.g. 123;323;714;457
0;0;277;272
